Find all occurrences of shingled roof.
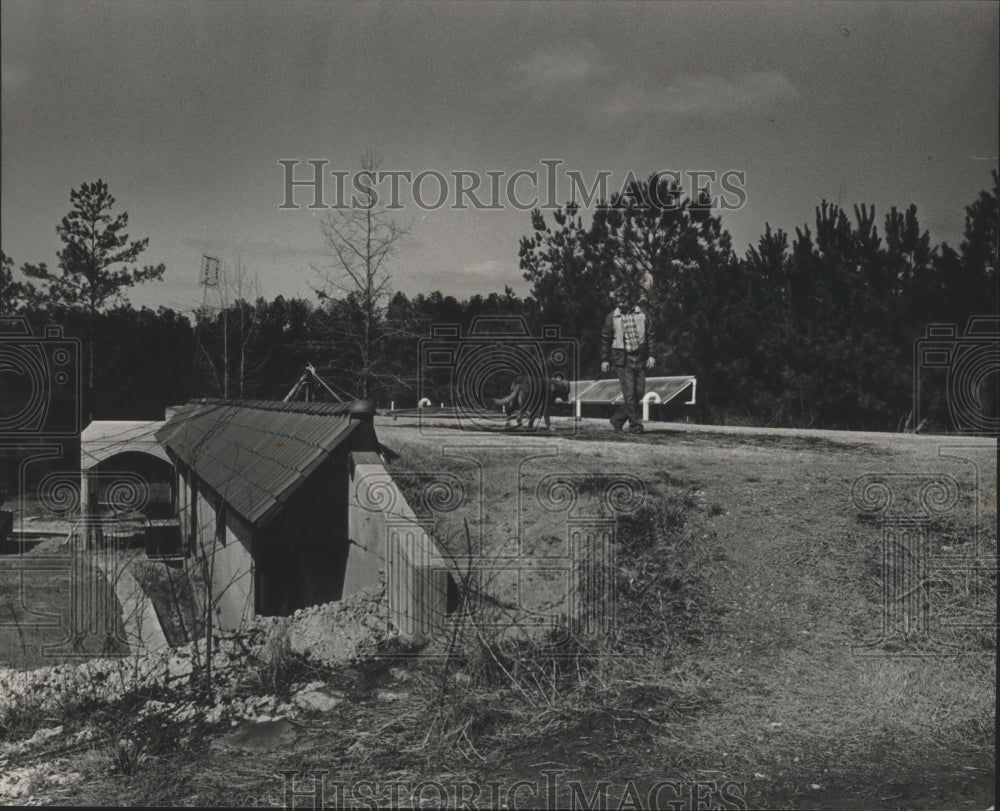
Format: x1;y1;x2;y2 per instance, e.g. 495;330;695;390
155;399;372;528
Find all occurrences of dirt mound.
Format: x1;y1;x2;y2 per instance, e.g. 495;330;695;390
252;580;393;667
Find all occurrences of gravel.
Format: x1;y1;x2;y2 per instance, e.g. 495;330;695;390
1;578;397;805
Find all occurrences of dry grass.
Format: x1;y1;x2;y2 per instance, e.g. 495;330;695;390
3;425;995;808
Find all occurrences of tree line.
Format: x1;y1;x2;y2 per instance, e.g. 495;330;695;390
2;170;996;432
522;170;997;431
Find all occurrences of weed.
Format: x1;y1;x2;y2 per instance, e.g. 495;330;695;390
109;734;145;775
611;499;727;648
240;619;305;700
397;475;731;775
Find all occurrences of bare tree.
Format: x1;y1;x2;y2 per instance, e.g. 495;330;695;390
196;260;266;399
313;150;411;401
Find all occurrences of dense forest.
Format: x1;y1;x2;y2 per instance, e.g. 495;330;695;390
2;171;996;434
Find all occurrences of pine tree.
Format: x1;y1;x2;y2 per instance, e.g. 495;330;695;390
21;180;165;417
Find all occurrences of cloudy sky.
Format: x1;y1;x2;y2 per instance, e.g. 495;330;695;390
2;1;997;314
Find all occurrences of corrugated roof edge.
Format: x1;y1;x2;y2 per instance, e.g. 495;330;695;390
154;399;376;453
190;398;375;417
153;399;364;529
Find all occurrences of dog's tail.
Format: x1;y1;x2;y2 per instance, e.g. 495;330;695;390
494;390;518;408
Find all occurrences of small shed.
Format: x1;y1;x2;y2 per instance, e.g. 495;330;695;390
80;420;177;551
155;398;451;640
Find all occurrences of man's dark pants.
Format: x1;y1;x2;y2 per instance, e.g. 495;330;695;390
611;353;646;429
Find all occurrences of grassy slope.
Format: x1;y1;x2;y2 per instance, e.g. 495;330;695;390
601;426;996;809
380;421;996;809
2;420;995;809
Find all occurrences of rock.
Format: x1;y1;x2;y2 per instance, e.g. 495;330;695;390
294;688;344;713
204;705;226;724
219;718;298;752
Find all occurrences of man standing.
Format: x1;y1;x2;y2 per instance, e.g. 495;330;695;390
600;286;656;433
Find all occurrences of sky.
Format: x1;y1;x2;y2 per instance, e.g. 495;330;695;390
2;0;998;316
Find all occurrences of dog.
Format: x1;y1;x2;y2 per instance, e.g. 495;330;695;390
493;375;571;430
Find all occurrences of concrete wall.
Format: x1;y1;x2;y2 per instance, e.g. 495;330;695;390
176;463;191;553
94;557;169;654
175;466;255;632
210;510;255;630
348;452;451;642
345;454;391;597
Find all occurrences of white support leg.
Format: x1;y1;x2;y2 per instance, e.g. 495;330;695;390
685;378;697;405
642;391;661;423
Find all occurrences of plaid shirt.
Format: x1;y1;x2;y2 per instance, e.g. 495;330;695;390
601;304;652;364
621;309;644;352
